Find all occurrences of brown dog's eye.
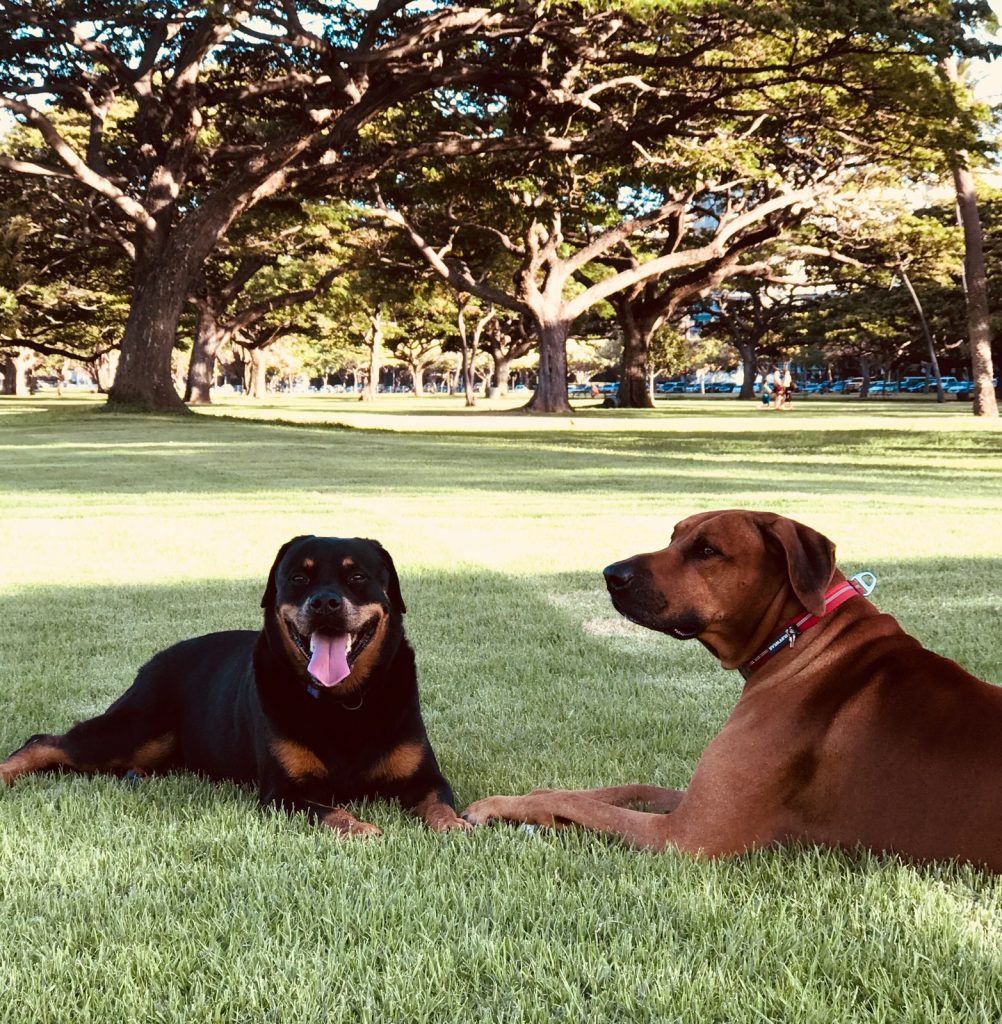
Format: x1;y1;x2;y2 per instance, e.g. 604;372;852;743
694;544;719;559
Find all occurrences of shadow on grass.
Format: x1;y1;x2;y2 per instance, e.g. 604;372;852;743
2;401;999;502
3;561;999;800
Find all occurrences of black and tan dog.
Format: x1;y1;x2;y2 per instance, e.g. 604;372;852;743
1;536;469;836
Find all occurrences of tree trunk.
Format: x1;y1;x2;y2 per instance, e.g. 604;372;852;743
93;350;118;393
185;305;226;405
524;318;572;413
899;268;945;402
411;364;424;396
2;348;35;395
361;310;382;402
2;353;23;395
617;316;655;409
108;257;193;413
941;57;998;418
460;333;476;407
952;166;998;417
738;343;757;399
246;348;268;398
492;354;512;394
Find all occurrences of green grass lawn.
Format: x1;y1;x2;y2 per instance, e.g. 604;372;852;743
1;393;1001;1024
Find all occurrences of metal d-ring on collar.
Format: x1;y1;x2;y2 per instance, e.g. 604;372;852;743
305;681;364;710
739;571;879;679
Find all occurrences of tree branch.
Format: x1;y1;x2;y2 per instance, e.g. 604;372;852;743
565;188;816;320
0;98;157;233
370;193;529;316
224;267;345;335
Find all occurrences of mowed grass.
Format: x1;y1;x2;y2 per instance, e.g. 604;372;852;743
1;393;1001;1024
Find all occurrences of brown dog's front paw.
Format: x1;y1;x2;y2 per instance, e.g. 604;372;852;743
322;808;383;838
462;796;525;826
464;794;570;830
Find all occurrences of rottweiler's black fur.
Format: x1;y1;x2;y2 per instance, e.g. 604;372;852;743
1;536;468;836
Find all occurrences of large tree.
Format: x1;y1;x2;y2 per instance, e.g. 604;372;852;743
183;201;350;403
777;192;984;391
701;277;808;399
0;170;130;389
940;57;998;417
374;170;816;413
370;0;993;412
0;0;594;411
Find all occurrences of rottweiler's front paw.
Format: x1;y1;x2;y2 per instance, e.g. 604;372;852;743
435;813;475;833
322;808;383;838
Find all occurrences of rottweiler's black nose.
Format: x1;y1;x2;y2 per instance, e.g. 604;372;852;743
308;591;343;614
604;561;635;591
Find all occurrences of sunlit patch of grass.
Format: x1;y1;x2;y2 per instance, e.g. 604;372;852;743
1;397;1001;1023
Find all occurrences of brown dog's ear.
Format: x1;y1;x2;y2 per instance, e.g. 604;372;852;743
366;539;406;615
763;517;835;616
260;536;314;609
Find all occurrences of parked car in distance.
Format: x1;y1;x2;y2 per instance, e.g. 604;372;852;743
867;380;900;394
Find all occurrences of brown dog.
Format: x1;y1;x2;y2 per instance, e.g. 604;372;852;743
463;510;1002;872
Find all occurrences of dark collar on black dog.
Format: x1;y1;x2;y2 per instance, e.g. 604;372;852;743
305;680;363;710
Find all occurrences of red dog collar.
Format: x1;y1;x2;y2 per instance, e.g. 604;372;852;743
740;572;877;679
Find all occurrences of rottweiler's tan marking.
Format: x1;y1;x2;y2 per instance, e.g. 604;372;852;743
369;741;424;783
271;738;328;781
322;807;382;837
0;737;74;784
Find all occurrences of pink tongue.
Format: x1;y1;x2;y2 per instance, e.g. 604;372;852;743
307;633;351;687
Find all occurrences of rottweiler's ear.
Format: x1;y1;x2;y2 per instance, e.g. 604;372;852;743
366;539;407;615
261;536;314;609
763;516;835;617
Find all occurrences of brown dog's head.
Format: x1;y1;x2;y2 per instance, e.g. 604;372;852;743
261;535;406;695
603;510;836;668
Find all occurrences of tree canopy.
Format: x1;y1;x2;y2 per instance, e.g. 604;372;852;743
0;0;998;414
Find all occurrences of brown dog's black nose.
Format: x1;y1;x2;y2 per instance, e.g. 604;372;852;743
308;591;343;614
604;561;635;591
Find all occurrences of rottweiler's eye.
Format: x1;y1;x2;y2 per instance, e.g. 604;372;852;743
290;573;309;585
347;573;367;585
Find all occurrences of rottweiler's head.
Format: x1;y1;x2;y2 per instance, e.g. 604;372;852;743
261;536;407;694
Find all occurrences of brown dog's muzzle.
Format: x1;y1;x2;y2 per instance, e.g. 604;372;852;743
603;559;636;593
604;557;663;626
604;556;707;640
